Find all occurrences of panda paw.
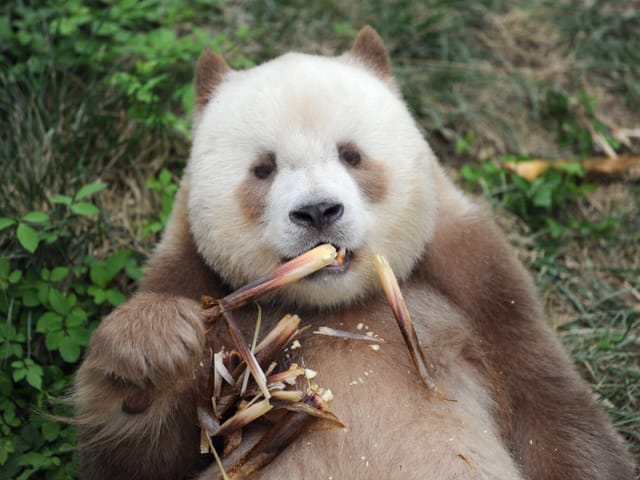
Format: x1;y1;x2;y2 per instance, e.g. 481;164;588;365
84;292;206;391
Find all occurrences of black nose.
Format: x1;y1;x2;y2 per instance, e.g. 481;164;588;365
289;202;344;230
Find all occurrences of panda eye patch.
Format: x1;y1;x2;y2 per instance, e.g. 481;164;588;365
252;152;277;179
338;143;362;167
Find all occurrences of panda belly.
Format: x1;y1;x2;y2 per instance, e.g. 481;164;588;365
200;289;524;480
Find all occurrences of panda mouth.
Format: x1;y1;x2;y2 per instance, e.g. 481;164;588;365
283;244;352;274
322;245;352;273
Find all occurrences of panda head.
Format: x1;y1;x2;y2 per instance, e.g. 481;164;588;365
187;27;438;309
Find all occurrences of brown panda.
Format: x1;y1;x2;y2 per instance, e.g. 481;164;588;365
74;27;635;479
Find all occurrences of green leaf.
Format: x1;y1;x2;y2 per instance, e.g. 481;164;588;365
70;202;99;216
22;290;40;307
42;232;59;244
1;397;19;426
546;218;565;239
44;330;65;350
17;466;37;480
21;211;49;224
125;263;143;281
36;312;62;333
529;179;553;209
87;285;106;303
51;194;72;205
25;363;43;390
74;181;107;200
8;344;23;358
11;365;26;382
16;224;40;253
58;337;81;363
70;327;92;347
0;259;9;277
106;289;125;306
460;164;478;181
555;162;584;176
69;306;89;323
181;84;195;114
89;265;109;288
50;267;69;282
0;218;16;231
48;288;70;315
158;168;172;186
41;421;61;442
17;450;59;469
105;249;130;277
37;281;50;304
8;270;22;284
0;437;15;465
66;308;87;327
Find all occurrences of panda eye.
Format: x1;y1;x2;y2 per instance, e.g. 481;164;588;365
253;152;276;179
338;143;362;167
253;164;274;179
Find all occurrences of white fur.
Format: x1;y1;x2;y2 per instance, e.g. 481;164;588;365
188;53;439;307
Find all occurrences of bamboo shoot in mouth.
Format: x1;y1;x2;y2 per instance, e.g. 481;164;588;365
203;244;337;323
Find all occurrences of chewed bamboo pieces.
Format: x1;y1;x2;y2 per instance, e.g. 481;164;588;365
200;246;445;479
200;245;342;479
202;245;336;403
225;391;339;479
201;325;341;479
313;326;385;343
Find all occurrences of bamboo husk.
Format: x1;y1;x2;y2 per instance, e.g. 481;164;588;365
374;254;438;393
225;392;332;480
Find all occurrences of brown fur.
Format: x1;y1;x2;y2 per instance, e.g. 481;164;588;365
235;153;276;222
417;167;634;478
201;291;525;479
340;142;389;203
139;177;223;298
195;48;230;114
75;291;208;479
350;25;391;78
75;28;635;480
75;173;635;479
75;177;222;477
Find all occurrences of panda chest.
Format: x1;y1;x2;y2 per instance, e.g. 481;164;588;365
235;296;524;480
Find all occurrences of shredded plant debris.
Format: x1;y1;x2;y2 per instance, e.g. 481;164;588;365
313;326;385;342
198;245;343;479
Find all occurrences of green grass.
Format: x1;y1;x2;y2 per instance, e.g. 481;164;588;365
554;0;640;108
495;183;640;456
1;0;638;477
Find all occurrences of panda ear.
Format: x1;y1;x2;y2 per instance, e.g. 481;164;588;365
194;48;230;113
350;26;391;78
